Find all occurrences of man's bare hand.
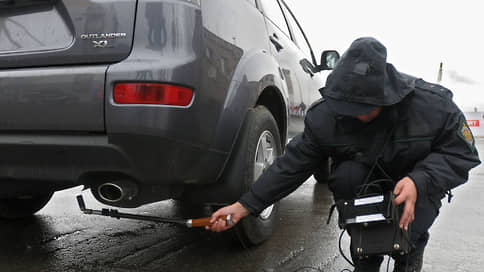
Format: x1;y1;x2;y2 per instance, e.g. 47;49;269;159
206;202;250;232
393;176;418;231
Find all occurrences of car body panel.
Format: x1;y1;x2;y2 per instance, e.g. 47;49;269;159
0;65;106;131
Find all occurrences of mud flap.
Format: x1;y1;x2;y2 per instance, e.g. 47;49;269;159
181;109;254;205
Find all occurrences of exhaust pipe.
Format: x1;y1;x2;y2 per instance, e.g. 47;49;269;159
96;180;138;203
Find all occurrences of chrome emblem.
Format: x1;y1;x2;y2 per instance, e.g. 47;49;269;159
80;32;127;48
92;40;109;48
80;33;127;39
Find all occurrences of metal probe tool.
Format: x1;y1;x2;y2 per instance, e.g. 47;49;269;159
76;195;233;228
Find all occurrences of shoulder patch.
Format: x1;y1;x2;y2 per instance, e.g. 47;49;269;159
307;98;325;112
457;115;476;153
415;79;453;99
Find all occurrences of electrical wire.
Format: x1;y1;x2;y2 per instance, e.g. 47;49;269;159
338;229;354;267
356;178;393;196
235;219;358;272
386;255;391;272
291;266;353;272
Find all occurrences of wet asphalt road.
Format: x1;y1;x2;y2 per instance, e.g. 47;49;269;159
1;139;483;272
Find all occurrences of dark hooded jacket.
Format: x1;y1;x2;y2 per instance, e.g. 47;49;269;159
239;37;480;214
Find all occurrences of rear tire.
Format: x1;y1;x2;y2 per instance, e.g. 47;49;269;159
0;193;53;219
235;105;282;245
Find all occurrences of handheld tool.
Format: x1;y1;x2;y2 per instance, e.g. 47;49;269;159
76;195;233;228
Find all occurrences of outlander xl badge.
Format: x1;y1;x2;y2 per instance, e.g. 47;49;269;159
80;32;127;48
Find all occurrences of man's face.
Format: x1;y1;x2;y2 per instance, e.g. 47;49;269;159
354;107;383;123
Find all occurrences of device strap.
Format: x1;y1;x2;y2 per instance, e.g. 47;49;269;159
361;124;396;185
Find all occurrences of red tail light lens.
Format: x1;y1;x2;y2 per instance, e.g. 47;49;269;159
114;83;194;106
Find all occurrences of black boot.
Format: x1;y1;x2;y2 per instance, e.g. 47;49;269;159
393;247;424;272
352;255;383;272
351;250;383;272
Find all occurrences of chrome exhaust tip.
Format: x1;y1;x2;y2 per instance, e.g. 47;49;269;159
98;183;124;203
96;180;138;203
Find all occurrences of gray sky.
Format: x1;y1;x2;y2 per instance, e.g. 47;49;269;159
286;0;484;111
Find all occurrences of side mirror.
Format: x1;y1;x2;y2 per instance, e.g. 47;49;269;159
315;50;340;72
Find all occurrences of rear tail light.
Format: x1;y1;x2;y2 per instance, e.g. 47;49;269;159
113;83;194;106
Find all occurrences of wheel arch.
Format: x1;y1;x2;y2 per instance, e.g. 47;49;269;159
181;50;289;204
255;86;288;150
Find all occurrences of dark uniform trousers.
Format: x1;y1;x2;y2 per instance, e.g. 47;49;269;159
328;161;439;272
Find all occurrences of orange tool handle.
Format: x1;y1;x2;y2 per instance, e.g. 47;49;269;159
190;217;212;227
190;215;233;227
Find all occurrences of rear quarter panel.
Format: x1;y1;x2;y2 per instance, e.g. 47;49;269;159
201;0;288;153
105;0;283;184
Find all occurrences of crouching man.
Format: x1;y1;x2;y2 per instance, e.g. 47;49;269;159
207;37;480;272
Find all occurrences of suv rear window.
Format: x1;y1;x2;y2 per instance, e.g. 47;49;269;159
0;9;72;54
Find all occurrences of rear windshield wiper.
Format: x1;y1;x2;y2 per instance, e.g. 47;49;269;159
0;0;55;9
0;0;14;6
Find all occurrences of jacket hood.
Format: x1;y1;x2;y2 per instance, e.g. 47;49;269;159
321;37;415;106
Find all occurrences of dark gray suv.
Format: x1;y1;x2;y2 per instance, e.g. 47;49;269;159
0;0;338;244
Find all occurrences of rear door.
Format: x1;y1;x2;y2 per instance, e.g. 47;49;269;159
259;0;314;137
279;1;325;110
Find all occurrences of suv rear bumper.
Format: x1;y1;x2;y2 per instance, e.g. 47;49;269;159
0;133;228;196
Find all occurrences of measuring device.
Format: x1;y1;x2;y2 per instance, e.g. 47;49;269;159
76;195;233;228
